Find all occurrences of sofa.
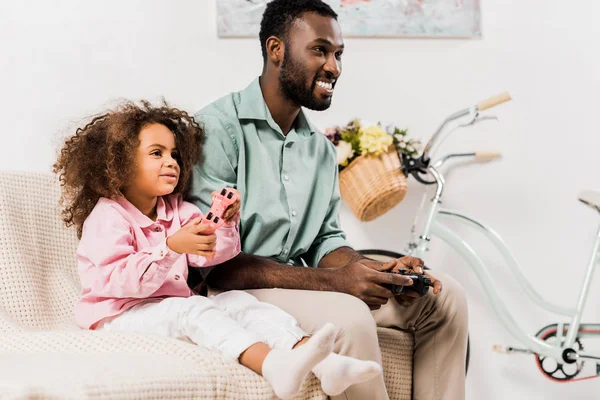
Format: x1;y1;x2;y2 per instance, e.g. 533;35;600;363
0;171;413;399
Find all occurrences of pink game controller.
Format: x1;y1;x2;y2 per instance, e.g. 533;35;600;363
202;188;239;233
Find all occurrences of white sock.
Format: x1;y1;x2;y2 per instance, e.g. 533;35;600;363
312;352;383;396
262;323;336;399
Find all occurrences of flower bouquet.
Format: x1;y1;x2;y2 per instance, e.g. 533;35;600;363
324;119;421;221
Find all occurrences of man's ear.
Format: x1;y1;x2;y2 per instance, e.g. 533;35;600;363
266;36;285;66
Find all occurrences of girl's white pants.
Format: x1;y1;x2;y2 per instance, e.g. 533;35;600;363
98;290;307;360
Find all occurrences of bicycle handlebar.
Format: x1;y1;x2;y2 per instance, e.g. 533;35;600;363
477;92;512;111
429;151;502;170
421;92;512;162
475;151;502;162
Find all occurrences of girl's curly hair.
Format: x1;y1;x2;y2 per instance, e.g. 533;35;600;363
53;100;203;238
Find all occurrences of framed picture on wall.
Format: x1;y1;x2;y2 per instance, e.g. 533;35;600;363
217;0;481;38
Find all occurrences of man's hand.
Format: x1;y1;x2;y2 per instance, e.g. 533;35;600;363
393;256;443;306
333;260;413;310
362;256;443;307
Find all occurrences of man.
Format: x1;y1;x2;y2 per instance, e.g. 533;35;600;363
189;1;468;399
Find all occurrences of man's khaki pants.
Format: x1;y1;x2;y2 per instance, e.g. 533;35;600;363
213;272;468;400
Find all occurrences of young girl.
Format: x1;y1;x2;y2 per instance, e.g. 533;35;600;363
53;100;381;399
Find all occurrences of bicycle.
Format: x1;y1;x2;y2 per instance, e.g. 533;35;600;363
359;93;600;382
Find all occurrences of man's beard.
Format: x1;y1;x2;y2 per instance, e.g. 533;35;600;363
279;52;332;111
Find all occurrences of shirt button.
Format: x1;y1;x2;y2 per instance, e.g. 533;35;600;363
159;250;164;257
284;175;290;181
291;210;297;217
174;275;180;280
155;226;162;232
282;248;288;254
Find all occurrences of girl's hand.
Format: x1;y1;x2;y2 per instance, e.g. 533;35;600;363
211;187;241;223
166;217;217;259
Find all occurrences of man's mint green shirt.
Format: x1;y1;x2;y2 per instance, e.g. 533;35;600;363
189;78;351;267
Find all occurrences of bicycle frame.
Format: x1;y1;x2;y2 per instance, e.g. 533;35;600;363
406;185;600;360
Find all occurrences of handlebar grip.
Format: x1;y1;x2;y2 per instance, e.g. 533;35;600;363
475;152;502;162
477;92;512;111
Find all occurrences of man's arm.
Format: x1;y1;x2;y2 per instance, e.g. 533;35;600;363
318;246;365;269
204;252;337;291
301;159;354;267
205;251;415;310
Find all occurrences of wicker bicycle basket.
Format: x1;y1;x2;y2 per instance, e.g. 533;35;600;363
338;146;408;221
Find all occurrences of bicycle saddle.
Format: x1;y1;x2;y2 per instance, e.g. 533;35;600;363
578;190;600;213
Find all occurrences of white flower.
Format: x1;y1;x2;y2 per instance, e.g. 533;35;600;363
335;140;354;166
412;142;421;151
407;145;414;152
386;125;395;135
399;142;406;149
394;134;404;142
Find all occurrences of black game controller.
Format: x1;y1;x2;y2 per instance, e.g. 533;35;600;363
384;269;431;296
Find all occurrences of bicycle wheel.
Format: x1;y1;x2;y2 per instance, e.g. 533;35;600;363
358;248;471;376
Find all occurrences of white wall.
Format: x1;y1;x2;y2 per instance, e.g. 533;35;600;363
2;0;600;398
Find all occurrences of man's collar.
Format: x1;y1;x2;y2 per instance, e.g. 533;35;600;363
237;77;316;137
295;109;318;136
237;77;269;120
